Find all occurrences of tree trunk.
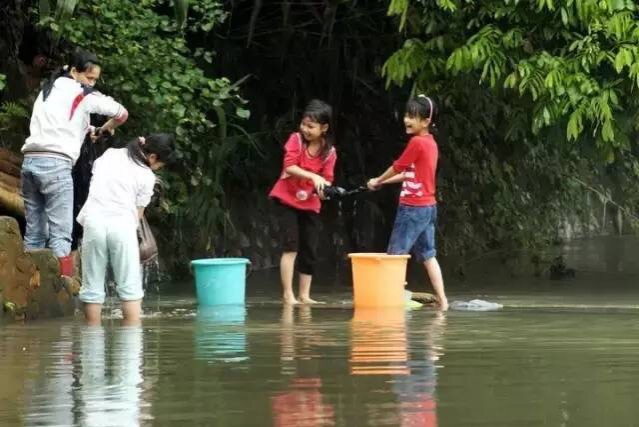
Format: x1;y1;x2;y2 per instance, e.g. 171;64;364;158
0;148;22;166
0;186;24;216
0;159;20;177
0;170;20;189
0;149;24;216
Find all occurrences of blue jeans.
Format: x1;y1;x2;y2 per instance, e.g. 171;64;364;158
21;156;74;257
388;204;437;261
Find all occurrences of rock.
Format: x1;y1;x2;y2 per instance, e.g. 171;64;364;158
409;292;438;304
0;216;76;321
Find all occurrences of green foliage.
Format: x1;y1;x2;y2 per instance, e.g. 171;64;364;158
7;0;635;271
385;0;639;154
37;0;253;262
0;74;5;91
38;0;207;41
0;101;30;151
383;0;639;257
37;0;80;43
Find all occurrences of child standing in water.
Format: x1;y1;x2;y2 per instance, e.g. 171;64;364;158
367;95;449;311
77;134;174;325
269;100;337;305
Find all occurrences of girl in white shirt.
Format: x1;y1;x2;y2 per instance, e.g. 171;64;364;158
77;133;174;325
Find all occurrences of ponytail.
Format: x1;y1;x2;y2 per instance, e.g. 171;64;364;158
42;49;100;101
127;133;176;168
42;66;69;101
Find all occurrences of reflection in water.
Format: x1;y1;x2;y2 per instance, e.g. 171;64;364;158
271;305;336;426
604;235;625;273
394;312;446;427
10;289;639;426
25;325;75;426
350;309;446;426
271;378;336;427
195;305;248;363
350;308;410;376
76;326;147;426
23;325;147;427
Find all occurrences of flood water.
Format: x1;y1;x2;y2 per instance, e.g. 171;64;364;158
2;236;639;426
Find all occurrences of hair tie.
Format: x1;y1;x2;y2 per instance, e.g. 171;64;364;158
138;136;146;145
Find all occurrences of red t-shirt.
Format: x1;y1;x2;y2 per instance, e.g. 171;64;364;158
392;134;438;206
269;133;337;213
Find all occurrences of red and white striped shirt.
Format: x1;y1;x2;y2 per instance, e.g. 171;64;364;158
392;134;438;206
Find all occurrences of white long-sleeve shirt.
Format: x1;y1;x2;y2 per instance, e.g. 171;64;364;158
22;77;127;164
77;148;156;228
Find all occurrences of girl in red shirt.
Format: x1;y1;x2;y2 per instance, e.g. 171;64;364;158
367;95;449;311
269;100;337;305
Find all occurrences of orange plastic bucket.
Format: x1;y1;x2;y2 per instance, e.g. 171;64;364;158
348;253;410;308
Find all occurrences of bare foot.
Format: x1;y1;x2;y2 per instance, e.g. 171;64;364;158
438;298;449;311
299;297;325;304
283;295;300;305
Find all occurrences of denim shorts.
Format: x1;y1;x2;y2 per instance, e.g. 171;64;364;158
388;204;437;261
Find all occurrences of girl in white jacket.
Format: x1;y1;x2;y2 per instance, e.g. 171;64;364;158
21;49;128;274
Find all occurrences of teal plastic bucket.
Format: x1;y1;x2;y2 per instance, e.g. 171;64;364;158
191;258;250;305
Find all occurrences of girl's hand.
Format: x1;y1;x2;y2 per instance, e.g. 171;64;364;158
311;174;329;194
90;127;114;143
88;126;99;143
367;178;381;191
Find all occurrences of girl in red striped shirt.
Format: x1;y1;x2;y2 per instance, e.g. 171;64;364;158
367;95;448;310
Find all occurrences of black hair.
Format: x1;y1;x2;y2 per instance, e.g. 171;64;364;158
405;95;437;124
301;99;335;160
43;49;100;101
127;133;176;168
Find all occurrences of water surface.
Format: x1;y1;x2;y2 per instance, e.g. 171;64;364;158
2;236;639;426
